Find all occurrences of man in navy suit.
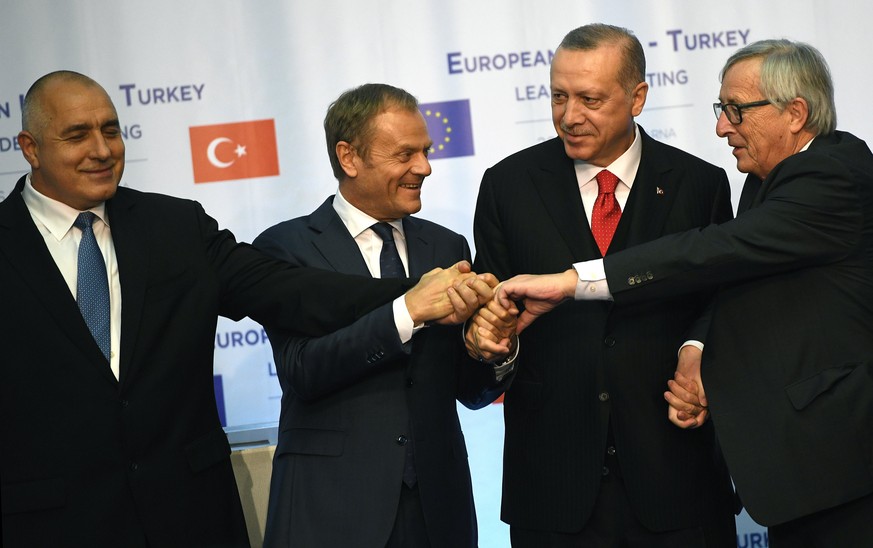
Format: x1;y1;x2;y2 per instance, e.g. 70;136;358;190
254;83;516;548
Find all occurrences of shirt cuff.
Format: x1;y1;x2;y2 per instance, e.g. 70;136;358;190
493;336;519;382
572;259;613;301
679;340;704;355
394;296;415;344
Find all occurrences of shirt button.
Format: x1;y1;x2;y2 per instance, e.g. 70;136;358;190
396;435;408;446
607;446;616;456
602;466;610;476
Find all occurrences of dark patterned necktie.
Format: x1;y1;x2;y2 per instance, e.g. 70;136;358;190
591;169;622;256
370;221;416;486
370;222;406;278
73;212;111;361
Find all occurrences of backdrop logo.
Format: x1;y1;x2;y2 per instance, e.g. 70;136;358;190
419;99;474;160
189;119;280;183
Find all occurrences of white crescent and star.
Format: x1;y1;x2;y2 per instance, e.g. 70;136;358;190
206;137;247;168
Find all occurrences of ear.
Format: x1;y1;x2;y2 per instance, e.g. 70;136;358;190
630;81;649;117
17;131;40;169
784;97;809;134
335;141;358;179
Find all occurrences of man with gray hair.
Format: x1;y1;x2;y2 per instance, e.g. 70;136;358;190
495;39;873;546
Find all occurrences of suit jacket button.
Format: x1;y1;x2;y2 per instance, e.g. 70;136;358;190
634;275;642;284
646;271;654;280
627;277;636;285
396;435;408;446
603;336;616;348
406;378;414;387
598;392;610;402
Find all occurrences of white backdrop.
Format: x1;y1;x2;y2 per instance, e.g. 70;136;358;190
3;2;871;546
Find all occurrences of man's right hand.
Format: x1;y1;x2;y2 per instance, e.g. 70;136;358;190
496;269;578;332
404;261;494;325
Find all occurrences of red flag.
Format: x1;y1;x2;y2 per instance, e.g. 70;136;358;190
189;119;280;183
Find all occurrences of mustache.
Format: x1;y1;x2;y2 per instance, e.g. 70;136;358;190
559;122;591;137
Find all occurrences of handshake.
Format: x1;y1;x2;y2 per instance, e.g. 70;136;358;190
405;260;519;365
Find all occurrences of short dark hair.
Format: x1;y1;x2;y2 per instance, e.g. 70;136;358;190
324;83;420;180
558;23;646;95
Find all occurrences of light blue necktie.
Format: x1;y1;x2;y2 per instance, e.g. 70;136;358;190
74;212;111;361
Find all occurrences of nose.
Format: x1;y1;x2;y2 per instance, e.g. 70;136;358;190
412;152;432;177
90;133;113;159
715;111;734;138
562;98;587;128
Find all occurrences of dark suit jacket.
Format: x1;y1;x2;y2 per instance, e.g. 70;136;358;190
253;196;509;548
473;130;737;534
605;131;873;526
0;178;409;547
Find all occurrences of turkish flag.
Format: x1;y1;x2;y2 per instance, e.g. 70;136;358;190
189;119;280;183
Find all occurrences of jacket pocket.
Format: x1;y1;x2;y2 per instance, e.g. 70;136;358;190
785;363;859;410
184;427;231;473
1;477;65;515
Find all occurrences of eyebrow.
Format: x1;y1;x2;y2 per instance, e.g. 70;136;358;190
60;118;121;136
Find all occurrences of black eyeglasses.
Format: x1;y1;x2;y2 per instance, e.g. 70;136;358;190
712;100;771;124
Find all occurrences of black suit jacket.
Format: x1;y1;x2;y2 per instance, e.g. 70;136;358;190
473;130;736;533
253;197;509;548
605;131;873;525
0;178;409;547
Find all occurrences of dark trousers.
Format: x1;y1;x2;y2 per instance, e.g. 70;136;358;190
386;483;431;548
768;490;873;548
511;444;735;548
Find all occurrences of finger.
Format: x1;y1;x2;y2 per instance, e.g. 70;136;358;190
667;403;699;429
477;272;500;289
664;384;703;416
452;260;472;274
516;310;537;333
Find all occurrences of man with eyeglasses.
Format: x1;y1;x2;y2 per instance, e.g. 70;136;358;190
490;39;873;546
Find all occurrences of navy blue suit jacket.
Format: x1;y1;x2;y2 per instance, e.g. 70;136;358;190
254;196;509;547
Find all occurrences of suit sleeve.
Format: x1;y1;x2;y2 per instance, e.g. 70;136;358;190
194;203;413;337
606;154;861;305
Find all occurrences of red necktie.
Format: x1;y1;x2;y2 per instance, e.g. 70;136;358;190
591;169;621;256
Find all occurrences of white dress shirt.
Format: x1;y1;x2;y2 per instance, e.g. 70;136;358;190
332;190;417;343
22;174;123;379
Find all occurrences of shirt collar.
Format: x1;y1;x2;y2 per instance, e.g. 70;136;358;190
573;124;642;188
332;188;403;238
22;173;109;241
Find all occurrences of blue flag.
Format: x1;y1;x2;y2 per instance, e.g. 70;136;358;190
419;99;475;160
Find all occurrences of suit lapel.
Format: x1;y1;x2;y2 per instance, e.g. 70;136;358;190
106;189;150;388
616;129;684;250
308;197;371;276
402;217;434;278
0;178;117;385
528;138;597;260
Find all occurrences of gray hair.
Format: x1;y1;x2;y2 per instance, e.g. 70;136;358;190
721;39;836;135
558;23;646;95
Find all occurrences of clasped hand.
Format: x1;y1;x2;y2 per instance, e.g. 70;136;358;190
405;261;500;325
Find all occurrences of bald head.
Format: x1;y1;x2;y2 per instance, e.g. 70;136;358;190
22;70;108;140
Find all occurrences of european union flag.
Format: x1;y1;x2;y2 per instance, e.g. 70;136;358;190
419;99;475;160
